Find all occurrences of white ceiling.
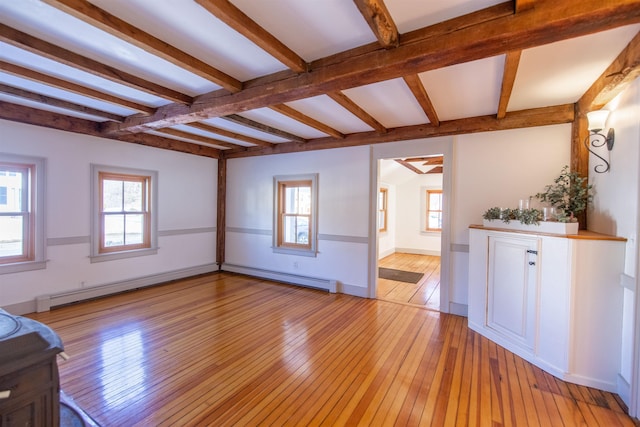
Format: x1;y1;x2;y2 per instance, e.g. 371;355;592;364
0;0;638;153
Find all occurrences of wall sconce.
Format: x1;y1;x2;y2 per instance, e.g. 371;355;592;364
585;110;615;173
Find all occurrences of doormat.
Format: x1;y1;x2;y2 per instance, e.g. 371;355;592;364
378;268;424;284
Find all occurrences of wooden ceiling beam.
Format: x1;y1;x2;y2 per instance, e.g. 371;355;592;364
0;83;126;122
187;122;275;147
104;0;640;134
0;101;220;158
426;166;444;174
269;104;345;139
403;74;440;126
117;132;221;158
221;114;307;143
327;91;387;134
578;30;640;112
353;0;399;49
395;159;423;174
41;0;242;93
223;104;575;158
0;23;192;105
403;156;443;163
195;0;307;73
0;60;156;115
155;128;239;149
497;50;522;119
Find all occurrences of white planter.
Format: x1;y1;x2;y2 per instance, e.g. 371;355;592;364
482;219;579;235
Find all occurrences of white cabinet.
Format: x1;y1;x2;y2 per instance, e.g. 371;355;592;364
486;234;539;351
469;226;625;392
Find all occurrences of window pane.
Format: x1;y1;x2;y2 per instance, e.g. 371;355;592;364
283;215;309;245
104;214;124;247
125;214;144;245
0;170;24;212
284;187;298;214
429;193;442;210
284;186;311;215
298;187;311;214
428;212;442;230
124;181;143;212
0;215;24;257
378;211;385;230
103;180;123;212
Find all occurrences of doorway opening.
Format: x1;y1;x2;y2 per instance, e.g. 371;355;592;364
376;157;443;309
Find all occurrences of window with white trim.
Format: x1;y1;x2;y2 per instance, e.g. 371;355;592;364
273;174;318;256
378;188;388;232
426;189;443;231
91;165;158;262
0;154;46;274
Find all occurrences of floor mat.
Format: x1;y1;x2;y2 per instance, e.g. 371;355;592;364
378;268;424;284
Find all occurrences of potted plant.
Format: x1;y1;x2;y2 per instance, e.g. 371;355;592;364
533;165;592;223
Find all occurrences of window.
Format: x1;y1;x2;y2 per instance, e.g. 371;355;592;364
0;154;46;274
92;165;157;262
273;174;318;256
378;188;387;232
426;189;443;231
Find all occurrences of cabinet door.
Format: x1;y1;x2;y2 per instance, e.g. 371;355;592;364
487;235;539;350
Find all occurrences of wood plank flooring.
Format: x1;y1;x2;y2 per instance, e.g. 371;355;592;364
26;272;637;426
378;253;440;309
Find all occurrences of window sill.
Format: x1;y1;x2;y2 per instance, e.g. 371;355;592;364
90;247;158;263
272;247;317;258
0;260;47;275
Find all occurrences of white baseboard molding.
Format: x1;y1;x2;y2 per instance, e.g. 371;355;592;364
222;263;337;293
394;248;441;256
448;302;468;317
36;263;218;312
617;373;631;408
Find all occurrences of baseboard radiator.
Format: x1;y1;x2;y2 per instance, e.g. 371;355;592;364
222;263;337;293
36;263;218;312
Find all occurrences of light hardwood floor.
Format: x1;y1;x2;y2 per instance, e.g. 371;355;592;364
27;272;636;426
378;253;440;309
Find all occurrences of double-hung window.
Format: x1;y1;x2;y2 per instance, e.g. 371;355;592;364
273;174;318;256
378;188;388;232
426;189;443;231
91;165;157;262
0;154;46;274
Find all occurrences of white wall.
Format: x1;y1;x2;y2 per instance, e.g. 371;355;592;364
0;120;218;314
588;78;640;410
224;146;371;295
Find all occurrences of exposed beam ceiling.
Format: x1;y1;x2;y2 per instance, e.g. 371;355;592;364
0;23;192;104
0;0;638;161
41;0;242;92
195;0;308;73
100;0;640;135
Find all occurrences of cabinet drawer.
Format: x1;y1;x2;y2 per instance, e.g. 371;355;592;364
0;361;54;401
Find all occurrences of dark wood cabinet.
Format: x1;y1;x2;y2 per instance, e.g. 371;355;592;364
0;310;63;427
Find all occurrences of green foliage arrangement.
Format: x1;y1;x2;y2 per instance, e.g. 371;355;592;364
533;165;592;223
482;207;542;225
